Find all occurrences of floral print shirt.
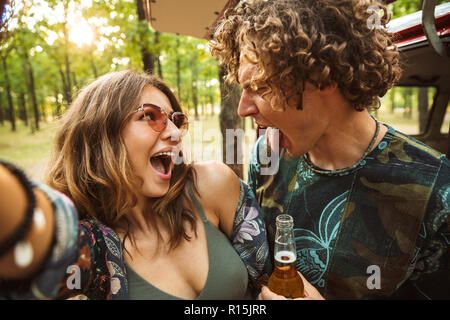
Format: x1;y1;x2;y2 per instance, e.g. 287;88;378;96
1;179;271;300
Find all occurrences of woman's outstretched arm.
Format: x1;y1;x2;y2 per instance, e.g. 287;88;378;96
0;162;126;300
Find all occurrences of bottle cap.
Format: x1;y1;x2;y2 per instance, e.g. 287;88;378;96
276;214;293;229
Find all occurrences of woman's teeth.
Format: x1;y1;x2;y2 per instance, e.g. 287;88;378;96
153;151;175;158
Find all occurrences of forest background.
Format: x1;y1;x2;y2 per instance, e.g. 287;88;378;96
0;0;448;181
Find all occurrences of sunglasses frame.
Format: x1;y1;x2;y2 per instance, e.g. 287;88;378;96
135;103;189;133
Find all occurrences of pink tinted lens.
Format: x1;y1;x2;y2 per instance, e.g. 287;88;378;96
172;113;188;130
142;105;167;131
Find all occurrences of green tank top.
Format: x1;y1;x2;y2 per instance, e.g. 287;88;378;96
126;183;250;300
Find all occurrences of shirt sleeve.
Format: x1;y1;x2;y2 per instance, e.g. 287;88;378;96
394;158;450;299
230;178;272;295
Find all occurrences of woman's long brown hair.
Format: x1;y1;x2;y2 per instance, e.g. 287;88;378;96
46;70;198;253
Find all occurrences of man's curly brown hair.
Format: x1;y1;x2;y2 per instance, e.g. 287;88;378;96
210;0;402;111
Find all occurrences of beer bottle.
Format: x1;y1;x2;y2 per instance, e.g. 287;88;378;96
267;214;305;298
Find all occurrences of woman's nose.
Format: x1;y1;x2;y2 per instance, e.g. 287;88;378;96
238;89;259;118
161;119;183;143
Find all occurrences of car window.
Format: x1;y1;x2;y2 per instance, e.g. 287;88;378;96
373;86;448;136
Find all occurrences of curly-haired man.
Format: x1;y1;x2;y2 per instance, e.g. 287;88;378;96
211;0;450;299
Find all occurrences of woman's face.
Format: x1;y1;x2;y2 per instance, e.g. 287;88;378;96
122;85;183;200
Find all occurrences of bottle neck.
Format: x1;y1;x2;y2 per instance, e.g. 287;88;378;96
274;226;296;256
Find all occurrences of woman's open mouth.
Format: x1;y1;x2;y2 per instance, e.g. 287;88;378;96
150;151;174;180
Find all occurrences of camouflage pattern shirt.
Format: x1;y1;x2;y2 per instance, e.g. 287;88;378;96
248;124;450;299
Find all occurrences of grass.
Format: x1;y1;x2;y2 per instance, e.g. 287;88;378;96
0;121;58;182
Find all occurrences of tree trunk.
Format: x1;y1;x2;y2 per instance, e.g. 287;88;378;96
62;3;73;105
390;87;396;114
39;95;46;123
59;68;69;106
72;71;78;90
155;31;163;79
209;95;214;116
191;55;199;120
23;49;40;130
55;86;62;117
405;87;413;119
18;92;28;126
0;95;4;125
157;57;163;79
91;58;98;78
219;66;243;178
176;52;181;100
140;42;154;74
136;0;154;74
64;52;73;104
2;56;15;131
192;81;199;120
89;48;98;78
418;87;428;134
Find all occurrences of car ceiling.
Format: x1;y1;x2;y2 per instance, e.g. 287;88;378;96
397;40;450;93
144;0;236;39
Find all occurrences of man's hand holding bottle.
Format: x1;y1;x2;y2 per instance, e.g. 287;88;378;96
258;271;325;300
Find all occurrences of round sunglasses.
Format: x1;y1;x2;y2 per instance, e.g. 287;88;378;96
135;103;189;133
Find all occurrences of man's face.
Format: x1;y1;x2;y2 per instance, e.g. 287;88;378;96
237;51;329;157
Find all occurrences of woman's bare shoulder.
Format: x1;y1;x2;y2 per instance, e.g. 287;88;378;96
191;161;240;236
192;160;240;195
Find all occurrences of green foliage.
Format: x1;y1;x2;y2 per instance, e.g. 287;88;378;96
0;0;445;132
0;0;221;130
388;0;448;18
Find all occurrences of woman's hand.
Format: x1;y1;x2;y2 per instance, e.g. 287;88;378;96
257;272;325;300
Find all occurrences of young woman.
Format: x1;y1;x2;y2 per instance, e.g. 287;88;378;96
0;70;270;299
